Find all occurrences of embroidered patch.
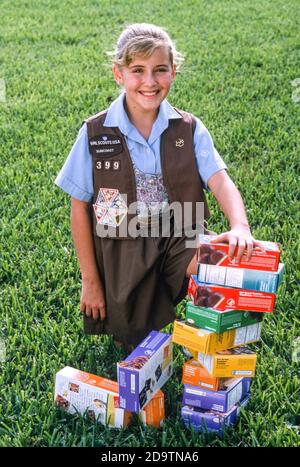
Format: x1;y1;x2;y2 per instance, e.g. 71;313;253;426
109;208;128;226
89;134;123;157
95;160;121;171
93;204;107;222
96;190;106;206
112;161;121;170
94;188;128;227
110;193;127;210
102;188;118;204
101;210;117;227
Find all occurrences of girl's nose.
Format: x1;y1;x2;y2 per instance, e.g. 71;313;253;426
143;72;157;86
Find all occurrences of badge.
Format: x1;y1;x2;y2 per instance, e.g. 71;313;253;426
94;188;128;227
95;160;121;171
93;204;107;222
175;138;184;147
102;188;118;204
101;210;117;227
109;208;128;226
89;134;123;157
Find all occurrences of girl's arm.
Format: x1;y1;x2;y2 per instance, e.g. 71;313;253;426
207;170;263;263
70;197;106;320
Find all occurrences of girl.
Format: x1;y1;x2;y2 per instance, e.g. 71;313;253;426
55;23;261;349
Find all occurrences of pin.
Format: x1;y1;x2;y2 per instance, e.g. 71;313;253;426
175;138;184;147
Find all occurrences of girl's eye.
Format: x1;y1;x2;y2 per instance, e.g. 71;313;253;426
131;68;168;73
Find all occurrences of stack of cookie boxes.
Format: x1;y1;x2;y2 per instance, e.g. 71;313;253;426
172;234;284;433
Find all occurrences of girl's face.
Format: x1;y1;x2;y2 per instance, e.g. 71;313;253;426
113;46;176;118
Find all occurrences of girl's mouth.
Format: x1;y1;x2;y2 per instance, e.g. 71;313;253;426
139;91;159;97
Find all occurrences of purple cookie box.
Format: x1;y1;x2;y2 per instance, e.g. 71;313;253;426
117;331;173;413
242;377;251;394
182;377;251;413
181;394;250;433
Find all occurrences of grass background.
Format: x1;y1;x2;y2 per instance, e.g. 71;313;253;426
0;0;299;447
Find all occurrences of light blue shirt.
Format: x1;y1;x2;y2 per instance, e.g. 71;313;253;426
55;92;226;201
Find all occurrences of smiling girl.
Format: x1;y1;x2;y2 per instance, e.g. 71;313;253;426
55;23;261;350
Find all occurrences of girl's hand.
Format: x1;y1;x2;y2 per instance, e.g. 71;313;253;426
210;225;265;263
80;277;106;321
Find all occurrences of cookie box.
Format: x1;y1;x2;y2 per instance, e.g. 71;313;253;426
54;366;131;428
182;359;227;391
139;389;165;428
188;276;276;313
181;394;250;433
197;262;284;293
117;331;173;412
173;320;262;354
197;234;280;272
190;346;257;378
185;301;263;333
182;377;251;413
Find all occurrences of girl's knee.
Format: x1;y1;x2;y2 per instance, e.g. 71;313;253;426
185;253;197;277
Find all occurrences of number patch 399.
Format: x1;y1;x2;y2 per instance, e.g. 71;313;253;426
95;160;121;171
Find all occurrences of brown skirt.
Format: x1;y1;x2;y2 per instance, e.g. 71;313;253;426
83;220;196;347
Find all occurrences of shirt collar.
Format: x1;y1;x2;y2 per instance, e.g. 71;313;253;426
103;92;182;145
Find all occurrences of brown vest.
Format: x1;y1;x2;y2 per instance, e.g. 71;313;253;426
85;108;210;240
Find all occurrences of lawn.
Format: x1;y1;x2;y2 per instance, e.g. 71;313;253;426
0;0;299;447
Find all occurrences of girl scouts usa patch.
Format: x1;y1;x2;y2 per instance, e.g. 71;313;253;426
89;134;123;157
93;188;127;227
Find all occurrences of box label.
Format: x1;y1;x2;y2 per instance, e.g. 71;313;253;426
189;276;275;312
117;331;173;412
198;235;280;271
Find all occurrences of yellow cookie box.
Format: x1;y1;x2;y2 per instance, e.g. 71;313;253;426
189;346;257;378
173;320;261;354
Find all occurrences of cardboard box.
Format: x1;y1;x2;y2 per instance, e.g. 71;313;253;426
188;276;276;313
182;359;251;392
197;262;284;293
190;346;257;378
181;394;250;433
197;234;280;272
182;359;226;391
173;320;262;354
182;377;251;413
139;390;165;428
54;367;131;428
186;301;263;333
117;331;173;412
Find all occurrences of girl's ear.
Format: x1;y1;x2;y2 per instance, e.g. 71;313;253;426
112;64;123;85
171;63;177;80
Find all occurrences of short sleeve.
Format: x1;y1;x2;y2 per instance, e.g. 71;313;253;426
54;123;94;201
193;117;227;190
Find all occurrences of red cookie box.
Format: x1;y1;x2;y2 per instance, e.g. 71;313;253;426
188;276;276;313
197;235;280;272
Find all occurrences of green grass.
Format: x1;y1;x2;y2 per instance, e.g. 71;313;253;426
0;0;299;447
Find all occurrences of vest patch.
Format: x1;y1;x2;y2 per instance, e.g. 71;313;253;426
93;188;127;227
89;134;123;157
95;159;121;171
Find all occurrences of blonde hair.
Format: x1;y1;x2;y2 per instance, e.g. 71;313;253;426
109;23;184;71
